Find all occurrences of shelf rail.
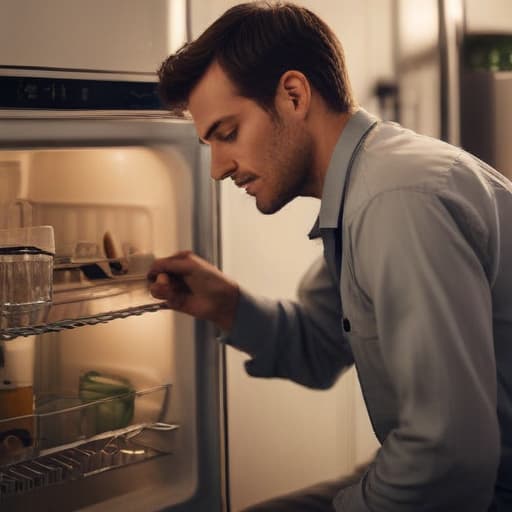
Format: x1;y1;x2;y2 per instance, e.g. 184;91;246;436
0;302;169;341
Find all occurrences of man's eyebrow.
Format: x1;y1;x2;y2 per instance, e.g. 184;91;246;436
201;116;235;142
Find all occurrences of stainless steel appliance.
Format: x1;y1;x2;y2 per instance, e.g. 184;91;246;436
0;2;228;507
0;89;227;512
459;35;512;179
395;0;512;179
0;0;228;512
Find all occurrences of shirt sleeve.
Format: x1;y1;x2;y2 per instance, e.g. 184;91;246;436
335;189;500;511
223;256;354;389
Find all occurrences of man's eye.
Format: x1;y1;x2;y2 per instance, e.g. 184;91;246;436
219;129;237;142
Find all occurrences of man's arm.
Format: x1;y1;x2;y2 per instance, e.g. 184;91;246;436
227;256;354;388
336;189;500;511
148;252;353;389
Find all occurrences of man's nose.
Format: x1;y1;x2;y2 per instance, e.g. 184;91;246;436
210;148;236;181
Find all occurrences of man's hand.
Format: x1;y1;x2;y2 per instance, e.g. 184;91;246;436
147;251;240;331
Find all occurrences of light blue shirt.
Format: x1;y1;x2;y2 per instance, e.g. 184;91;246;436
226;109;512;511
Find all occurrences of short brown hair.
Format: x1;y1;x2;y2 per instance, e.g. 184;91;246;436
158;1;356;114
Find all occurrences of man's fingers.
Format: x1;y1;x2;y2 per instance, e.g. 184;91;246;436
148;272;170;298
155;272;170;288
149;272;189;311
147;252;197;281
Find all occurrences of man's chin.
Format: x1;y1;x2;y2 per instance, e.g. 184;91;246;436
255;196;290;215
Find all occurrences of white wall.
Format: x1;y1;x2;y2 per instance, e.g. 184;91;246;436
191;1;389;510
464;0;512;33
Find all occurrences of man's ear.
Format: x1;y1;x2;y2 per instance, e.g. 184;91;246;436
274;70;311;118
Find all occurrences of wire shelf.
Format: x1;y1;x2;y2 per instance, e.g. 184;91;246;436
0;301;169;341
0;421;178;499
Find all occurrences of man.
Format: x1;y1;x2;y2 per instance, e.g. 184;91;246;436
148;2;512;511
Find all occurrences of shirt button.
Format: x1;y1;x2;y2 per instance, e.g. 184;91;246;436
342;317;351;333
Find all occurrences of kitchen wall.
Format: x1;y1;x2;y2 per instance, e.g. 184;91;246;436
464;0;512;32
190;1;391;510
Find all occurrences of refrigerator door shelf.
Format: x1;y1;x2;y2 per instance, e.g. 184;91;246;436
0;383;174;469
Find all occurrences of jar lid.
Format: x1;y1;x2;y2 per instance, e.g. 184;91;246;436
0;226;55;255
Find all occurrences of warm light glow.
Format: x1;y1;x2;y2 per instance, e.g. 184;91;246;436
399;0;439;57
445;0;464;26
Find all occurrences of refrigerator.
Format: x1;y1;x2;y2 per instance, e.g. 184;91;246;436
0;1;229;511
395;0;512;178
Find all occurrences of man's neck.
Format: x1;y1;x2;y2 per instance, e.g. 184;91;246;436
310;109;354;198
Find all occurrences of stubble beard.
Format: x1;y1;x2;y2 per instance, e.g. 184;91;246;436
256;122;315;215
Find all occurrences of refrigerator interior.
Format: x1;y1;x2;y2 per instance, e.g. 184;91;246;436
0;119;225;511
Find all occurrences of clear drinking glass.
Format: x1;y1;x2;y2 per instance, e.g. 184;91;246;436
0;226;55;329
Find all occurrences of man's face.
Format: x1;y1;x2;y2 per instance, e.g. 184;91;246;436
188;61;315;214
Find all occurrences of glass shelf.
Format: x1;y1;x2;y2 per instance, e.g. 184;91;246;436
0;384;173;469
0;256;169;341
0;421;178;499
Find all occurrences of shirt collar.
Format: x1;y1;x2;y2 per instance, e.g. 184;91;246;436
308;108;378;238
